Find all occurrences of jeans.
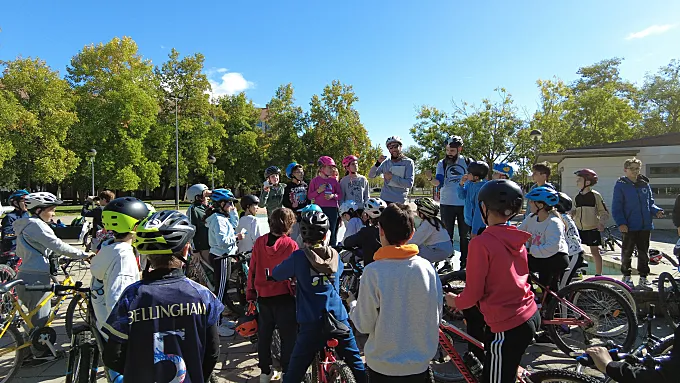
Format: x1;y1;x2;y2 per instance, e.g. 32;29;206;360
321;207;339;246
419;241;454;263
284;320;366;383
440;204;470;267
621;230;651;277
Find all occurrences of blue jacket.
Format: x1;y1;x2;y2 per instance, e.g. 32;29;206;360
612;175;663;231
1;210;29;251
273;247;347;324
457;180;488;235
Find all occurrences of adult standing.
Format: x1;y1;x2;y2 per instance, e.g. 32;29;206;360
260;166;285;217
424;135;471;268
368;136;414;204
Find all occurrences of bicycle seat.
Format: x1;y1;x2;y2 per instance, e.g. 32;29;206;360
440;270;466;284
0;279;24;294
326;338;339;348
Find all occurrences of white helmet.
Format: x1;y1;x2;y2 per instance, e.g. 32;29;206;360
187;184;209;202
385;136;402;147
24;192;62;211
364;197;387;219
339;200;359;215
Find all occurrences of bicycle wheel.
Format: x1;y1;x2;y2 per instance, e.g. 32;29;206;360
225;270;247;317
311;354;322;383
69;329;96;383
527;369;602;383
328;361;356;383
430;329;466;383
545;281;638;357
583;277;636;314
0;323;28;383
271;328;282;362
658;272;680;329
65;294;90;340
440;271;466;322
0;265;16;318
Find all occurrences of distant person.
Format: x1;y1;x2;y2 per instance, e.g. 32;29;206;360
83;190;115;250
1;190;29;252
340;155;370;209
368;136;414;204
492;162;514;180
260;166;285;218
573;169;609;276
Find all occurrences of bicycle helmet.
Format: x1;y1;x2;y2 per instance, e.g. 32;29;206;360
339;200;359;216
300;211;330;243
134;210;195;255
211;188;236;204
8;189;29;204
299;204;322;214
447;135;463;148
556;192;573;214
285;162;303;179
648;249;664;265
364;197;387;219
187;184;209;202
467;161;489;179
385;136;403;147
525;186;560;207
414;197;439;218
145;203;156;214
264;166;281;178
342;155;358;170
236;302;258;338
24;192;63;211
317;156;336;167
493;163;514;178
102;197;151;233
477;179;524;217
574;169;598;186
240;195;260;211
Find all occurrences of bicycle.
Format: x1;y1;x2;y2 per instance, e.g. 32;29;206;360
576;342;674;383
308;338;357;383
214;250;252;317
658;268;680;329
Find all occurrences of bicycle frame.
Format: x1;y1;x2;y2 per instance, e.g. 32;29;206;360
316;339;340;383
533;277;595;328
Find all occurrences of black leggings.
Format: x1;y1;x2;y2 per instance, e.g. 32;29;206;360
528;252;569;292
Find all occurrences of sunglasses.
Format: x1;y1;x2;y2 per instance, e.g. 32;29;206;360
387;144;400;150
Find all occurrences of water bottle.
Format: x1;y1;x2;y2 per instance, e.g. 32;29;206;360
463;351;483;379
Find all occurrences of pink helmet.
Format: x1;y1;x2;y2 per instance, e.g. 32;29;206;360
318;156;336;167
342;155;358;169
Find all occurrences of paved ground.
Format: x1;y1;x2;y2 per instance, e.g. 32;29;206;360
10;221;678;382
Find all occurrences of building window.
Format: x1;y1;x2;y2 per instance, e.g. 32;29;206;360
651;185;680;199
648;164;680;177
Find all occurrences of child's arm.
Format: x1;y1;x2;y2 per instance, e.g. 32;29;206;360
647;184;663;217
349;267;380;334
333;179;343;202
594;191;610;225
26;224;88;259
307;177;323;201
105;260;137;315
611;183;627;227
457;181;467;200
272;252;296;281
362;177;370;203
454;239;490;309
531;218;565;258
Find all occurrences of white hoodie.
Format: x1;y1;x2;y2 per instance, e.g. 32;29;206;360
518;213;569;259
90;241;140;330
235;215;264;253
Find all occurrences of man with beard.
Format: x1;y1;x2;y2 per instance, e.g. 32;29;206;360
368;136;415;205
425;135;472;268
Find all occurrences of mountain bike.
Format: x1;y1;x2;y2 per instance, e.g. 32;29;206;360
576;341;674;383
308;338;357;383
658;268;680;329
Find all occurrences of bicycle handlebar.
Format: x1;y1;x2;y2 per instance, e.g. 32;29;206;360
24;281;90;294
213;250;252;261
576;349;672;368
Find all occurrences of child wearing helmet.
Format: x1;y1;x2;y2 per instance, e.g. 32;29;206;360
186;183;212;268
261;166;285;217
1;189;29;252
246;207;299;382
339;200;363;243
573;169;609;276
90;197;150;334
368;136;415;204
555;193;585;289
273;211;366;383
102;210;222;383
236;195;264;253
409;198;453;263
308;156;343;246
492;163;514;180
13;192;91;343
446;180;540;383
340;155;370;209
344;198;386;265
458;161;490;242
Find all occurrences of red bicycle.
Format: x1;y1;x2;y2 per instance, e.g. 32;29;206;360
308;338;357;383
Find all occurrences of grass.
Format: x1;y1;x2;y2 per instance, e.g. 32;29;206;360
53;202;192;217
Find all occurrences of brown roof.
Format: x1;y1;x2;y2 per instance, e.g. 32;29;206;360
259;108;268;121
566;132;680;150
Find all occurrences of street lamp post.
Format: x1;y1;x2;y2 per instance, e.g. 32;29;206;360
530;129;543;162
87;149;97;196
208;155;216;189
174;95;181;210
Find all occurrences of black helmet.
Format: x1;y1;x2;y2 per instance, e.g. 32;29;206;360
447;135;463;148
264;166;281;178
240;195;260;211
300;211;330;243
478;179;524;216
134;210;196;256
467;161;489;179
102;197;151;233
556;192;573;214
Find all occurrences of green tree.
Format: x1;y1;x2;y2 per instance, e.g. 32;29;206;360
641;59;680;135
409;106;455;172
67;37;159;192
0;58;79;189
0;89;24;186
262;84;307;171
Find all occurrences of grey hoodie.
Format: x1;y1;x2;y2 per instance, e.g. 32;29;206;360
13;217;88;274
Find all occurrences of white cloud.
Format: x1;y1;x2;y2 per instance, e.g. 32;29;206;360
625;24;677;40
207;69;254;99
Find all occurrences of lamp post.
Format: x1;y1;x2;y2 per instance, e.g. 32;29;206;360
530;129;543;162
172;95;183;210
87;149;97;196
208;155;216;189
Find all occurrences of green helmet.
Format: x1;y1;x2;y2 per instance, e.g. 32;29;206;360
134;210;195;255
102;197;150;233
414;197;439;218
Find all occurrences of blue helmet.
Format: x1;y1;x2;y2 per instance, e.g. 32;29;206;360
299;204;322;214
285;162;303;179
8;189;29;204
211;188;236;203
525;186;559;206
493;163;514;178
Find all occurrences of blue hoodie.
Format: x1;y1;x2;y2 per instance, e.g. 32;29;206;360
458;179;488;235
205;212;237;256
612;175;662;231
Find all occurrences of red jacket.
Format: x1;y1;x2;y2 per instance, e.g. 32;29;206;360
454;225;537;333
246;234;298;300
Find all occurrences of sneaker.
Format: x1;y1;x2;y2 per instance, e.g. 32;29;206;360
622;276;634;289
533;332;554;346
260;371;274;383
222;320;236;329
218;323;235;337
638;277;653;291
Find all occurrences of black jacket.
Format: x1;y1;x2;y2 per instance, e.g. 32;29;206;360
606;325;679;383
343;225;381;265
81;203;103;235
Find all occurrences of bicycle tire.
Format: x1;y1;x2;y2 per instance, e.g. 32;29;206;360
0;323;28;383
70;329;95;383
271;328;282;363
649;334;674;355
657;272;680;329
328;361;356;383
225;270;247;317
583;277;637;314
440;271;466;322
65;294;89;340
0;265;17;317
430;330;466;383
545;281;638;357
527;369;602;383
311;354;322;383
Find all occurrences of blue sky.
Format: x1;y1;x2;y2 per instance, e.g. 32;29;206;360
1;1;679;152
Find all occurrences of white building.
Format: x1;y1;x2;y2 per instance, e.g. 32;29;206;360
538;132;680;230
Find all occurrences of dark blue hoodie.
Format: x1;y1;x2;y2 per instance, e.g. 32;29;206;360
612;175;663;231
